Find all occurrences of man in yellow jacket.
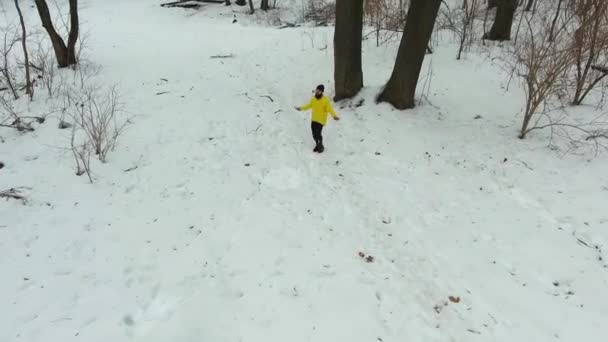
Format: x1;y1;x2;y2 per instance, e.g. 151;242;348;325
295;84;340;153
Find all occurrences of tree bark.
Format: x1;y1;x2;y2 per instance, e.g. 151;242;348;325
333;0;364;101
34;0;78;68
236;0;246;5
485;0;518;41
261;0;269;11
525;0;534;11
67;0;79;65
248;0;254;13
15;0;33;99
377;0;442;109
35;0;69;67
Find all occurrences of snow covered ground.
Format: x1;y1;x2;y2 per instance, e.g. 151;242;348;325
1;1;608;341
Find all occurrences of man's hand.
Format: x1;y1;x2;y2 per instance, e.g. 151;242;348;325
334;116;340;121
294;106;300;111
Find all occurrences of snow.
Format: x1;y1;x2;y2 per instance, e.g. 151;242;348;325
1;1;608;342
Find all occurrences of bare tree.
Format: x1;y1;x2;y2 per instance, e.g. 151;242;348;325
261;0;270;10
334;0;364;101
484;0;518;41
14;0;33;100
377;0;442;109
34;0;79;68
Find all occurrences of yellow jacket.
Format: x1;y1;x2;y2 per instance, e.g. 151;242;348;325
299;96;337;126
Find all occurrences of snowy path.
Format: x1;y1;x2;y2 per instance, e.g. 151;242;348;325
1;1;608;342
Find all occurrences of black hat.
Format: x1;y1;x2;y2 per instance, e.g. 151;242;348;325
316;84;325;92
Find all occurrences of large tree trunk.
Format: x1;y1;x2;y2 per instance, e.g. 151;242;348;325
67;0;79;65
35;0;69;67
261;0;269;11
376;0;442;110
485;0;518;41
34;0;79;68
15;0;33;99
333;0;364;101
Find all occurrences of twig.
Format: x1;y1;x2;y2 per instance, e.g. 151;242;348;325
156;91;169;95
592;65;608;74
124;166;138;172
576;238;592;248
517;160;534;170
260;95;274;102
210;54;234;59
247;124;262;134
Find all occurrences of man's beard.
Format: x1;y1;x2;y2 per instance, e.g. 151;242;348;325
315;93;323;99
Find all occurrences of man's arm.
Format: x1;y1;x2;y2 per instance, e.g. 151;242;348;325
296;98;313;111
326;98;339;120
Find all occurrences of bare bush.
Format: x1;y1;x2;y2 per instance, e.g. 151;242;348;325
510;15;574;139
525;110;608;156
438;0;483;59
1;26;19;100
70;123;93;182
567;0;608;106
0;94;34;132
68;85;128;163
30;41;62;98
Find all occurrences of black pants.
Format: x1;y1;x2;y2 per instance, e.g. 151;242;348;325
311;121;323;146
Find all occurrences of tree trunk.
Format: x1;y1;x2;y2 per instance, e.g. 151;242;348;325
35;0;69;67
15;0;33;100
261;0;269;11
248;0;254;13
333;0;364;101
67;0;79;65
485;0;518;41
235;0;246;5
525;0;534;11
377;0;442;110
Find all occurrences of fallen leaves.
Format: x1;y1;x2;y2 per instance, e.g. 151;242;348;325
449;296;461;303
358;251;374;263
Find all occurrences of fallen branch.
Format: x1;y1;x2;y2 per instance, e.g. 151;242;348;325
278;23;300;29
0;122;34;132
260;95;274;102
161;0;224;8
247;124;262;134
517;159;534;171
124;166;138;172
0;187;28;203
156;91;169;95
210;54;234;59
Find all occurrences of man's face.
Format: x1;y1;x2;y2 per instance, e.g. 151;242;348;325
315;89;323;97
